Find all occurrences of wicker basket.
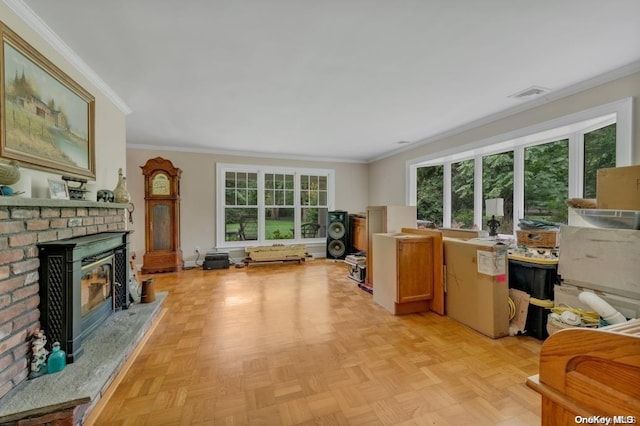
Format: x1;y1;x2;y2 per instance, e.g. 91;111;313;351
516;230;559;248
546;315;583;336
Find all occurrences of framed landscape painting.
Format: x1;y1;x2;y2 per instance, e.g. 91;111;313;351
0;22;95;179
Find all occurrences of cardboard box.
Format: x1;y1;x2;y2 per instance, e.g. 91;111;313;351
596;164;640;210
516;230;559;248
439;228;480;240
558;226;640;300
444;238;510;338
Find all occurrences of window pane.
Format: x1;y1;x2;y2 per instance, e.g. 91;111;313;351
584;123;616;198
451;159;475;229
225;189;235;205
319;191;327;206
285;174;294;190
300;191;309;205
237;173;246;188
265;208;294;240
300;176;309;190
248;189;257;205
225;208;258;242
248;173;257;188
265;190;274;205
525;140;569;224
275;190;284;205
265;174;274;189
416;165;443;227
319;176;327;191
483;152;514;234
301;207;326;238
276;174;282;188
225;172;235;188
285;190;294;205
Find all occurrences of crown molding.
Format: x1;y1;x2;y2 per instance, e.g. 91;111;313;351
369;59;640;163
127;143;368;164
3;0;132;115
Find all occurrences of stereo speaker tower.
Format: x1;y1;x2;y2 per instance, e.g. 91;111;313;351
326;210;349;259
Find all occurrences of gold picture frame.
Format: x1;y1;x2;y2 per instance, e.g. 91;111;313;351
0;22;96;179
48;178;69;200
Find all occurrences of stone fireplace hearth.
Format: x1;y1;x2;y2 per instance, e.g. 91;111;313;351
0;292;165;425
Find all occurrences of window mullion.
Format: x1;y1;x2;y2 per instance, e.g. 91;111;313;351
474;155;483;229
258;171;265;243
443;163;452;228
569;132;582;198
294;173;301;240
513;146;525;228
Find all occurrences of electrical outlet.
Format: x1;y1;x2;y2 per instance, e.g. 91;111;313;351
195;246;200;253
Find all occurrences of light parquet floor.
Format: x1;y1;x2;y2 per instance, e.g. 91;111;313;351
95;260;542;426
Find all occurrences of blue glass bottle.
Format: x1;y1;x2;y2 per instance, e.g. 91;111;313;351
47;342;66;374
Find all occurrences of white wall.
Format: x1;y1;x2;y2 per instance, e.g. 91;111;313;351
125;148;368;262
0;5;127;196
369;71;640;205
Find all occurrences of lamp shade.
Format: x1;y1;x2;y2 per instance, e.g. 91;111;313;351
485;198;504;217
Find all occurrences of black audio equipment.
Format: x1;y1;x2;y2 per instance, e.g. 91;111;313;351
203;252;230;270
326;210;349;259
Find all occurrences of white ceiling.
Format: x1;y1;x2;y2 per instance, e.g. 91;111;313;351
15;0;640;163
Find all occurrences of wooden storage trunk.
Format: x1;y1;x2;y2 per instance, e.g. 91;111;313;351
516;230;559;248
245;244;306;261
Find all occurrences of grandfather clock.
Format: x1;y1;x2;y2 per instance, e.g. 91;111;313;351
141;157;183;274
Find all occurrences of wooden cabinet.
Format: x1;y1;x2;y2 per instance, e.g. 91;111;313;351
372;233;434;315
365;205;417;289
349;215;367;253
141;157;183;274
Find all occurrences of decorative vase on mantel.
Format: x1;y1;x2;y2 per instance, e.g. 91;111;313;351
0;159;20;186
113;168;131;204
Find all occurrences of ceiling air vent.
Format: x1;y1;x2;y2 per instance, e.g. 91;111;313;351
509;85;550;99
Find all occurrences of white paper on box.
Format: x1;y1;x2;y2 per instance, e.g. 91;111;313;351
477;250;506;276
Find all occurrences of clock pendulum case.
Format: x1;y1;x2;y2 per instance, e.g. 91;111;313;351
141;157;183;274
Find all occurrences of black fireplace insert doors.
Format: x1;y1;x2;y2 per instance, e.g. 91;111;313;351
38;231;131;363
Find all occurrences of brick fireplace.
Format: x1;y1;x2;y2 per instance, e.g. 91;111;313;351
0;197;128;401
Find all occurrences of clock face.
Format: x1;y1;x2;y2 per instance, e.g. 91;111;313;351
151;173;170;195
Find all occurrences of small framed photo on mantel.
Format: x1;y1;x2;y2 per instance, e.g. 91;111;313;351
48;179;69;200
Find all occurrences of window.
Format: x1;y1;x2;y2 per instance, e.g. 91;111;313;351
224;171;258;242
451;159;474;229
483;151;514;234
416;165;443;227
583;123;616;199
300;174;328;239
409;98;632;235
524;139;569;224
264;173;294;240
217;164;333;247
